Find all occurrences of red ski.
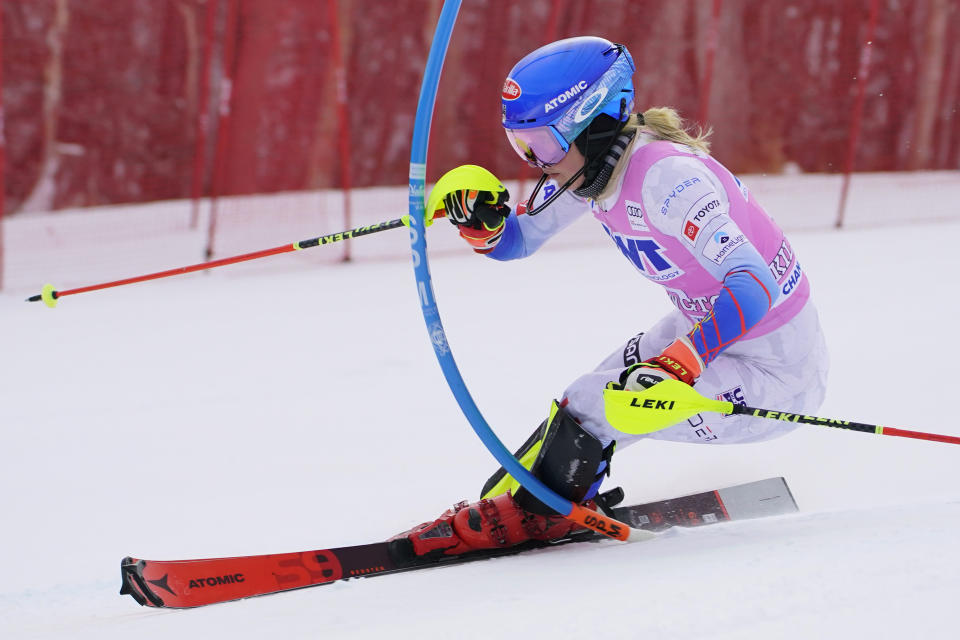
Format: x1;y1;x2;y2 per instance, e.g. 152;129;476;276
121;477;796;608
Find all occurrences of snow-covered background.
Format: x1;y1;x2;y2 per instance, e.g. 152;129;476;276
2;172;959;638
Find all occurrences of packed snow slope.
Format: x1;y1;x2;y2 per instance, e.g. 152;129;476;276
2;206;960;638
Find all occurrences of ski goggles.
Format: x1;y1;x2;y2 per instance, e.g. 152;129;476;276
504;125;571;168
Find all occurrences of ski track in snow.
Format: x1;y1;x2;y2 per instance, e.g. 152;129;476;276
2;205;959;638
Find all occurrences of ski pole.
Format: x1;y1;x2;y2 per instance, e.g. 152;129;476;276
729;404;960;445
26;210;446;308
604;379;960;446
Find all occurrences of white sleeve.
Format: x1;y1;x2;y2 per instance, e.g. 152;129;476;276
517;182;589;242
490;181;589;260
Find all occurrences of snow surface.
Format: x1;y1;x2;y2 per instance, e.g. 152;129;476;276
2;176;960;638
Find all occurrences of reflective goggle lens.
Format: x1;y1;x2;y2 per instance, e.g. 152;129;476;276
505;126;569;168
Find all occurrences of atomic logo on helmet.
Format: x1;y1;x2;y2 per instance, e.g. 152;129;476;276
544;80;589;113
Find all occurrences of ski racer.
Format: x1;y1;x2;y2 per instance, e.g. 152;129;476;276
389;36;829;562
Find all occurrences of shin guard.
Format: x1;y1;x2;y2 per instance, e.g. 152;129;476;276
480;401;614;515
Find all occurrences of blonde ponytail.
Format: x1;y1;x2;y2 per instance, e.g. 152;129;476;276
639;107;712;154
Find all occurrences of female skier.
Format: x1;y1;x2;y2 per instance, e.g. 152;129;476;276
389;36;828;562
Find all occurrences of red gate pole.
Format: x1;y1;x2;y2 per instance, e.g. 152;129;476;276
189;0;217;230
0;0;6;291
835;0;879;229
697;0;722;127
327;0;353;262
204;0;240;261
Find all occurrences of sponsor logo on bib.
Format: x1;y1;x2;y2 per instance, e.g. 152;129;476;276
624;200;649;231
702;222;747;265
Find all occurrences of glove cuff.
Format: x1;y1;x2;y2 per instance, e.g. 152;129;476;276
653;337;704;385
459;220;505;254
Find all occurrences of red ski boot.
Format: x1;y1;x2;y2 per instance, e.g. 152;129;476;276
387;491;584;566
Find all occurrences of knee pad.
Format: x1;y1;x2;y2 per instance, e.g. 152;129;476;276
480;401;614;515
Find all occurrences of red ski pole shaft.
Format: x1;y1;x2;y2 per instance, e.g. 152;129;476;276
730;404;960;446
27;210;446;307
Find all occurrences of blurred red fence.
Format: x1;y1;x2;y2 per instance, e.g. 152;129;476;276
1;0;958;215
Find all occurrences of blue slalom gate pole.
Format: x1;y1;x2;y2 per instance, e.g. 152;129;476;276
405;0;634;541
